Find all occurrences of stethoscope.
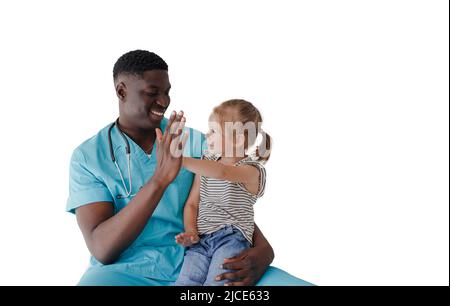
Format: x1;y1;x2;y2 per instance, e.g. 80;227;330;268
108;118;145;199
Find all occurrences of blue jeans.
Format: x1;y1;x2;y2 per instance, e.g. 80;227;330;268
174;225;251;286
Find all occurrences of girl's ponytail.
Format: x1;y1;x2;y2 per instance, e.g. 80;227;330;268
255;130;272;163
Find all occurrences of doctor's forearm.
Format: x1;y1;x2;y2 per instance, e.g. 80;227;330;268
89;177;169;264
253;224;275;264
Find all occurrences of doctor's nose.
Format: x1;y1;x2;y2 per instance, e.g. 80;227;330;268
156;95;170;107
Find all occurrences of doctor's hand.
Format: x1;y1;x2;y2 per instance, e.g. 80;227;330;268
215;245;272;286
154;110;189;186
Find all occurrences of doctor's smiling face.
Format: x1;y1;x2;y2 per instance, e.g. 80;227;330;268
113;50;171;131
116;70;171;130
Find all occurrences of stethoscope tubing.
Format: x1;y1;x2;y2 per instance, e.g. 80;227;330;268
108;119;134;199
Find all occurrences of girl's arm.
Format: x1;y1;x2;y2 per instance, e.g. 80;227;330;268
183;173;200;234
175;173;201;246
182;157;259;184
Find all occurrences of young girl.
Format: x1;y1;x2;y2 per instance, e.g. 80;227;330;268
174;99;272;286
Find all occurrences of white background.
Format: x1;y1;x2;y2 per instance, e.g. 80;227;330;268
0;0;448;286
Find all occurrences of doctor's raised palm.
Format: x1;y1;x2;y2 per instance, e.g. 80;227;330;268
154;110;189;186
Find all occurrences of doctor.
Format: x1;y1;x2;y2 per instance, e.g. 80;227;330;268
67;50;311;286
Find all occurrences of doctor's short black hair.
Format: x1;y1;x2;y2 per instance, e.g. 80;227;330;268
113;50;168;81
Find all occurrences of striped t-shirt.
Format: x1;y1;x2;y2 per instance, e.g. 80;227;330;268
196;151;267;245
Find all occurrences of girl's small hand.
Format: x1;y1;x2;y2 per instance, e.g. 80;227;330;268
175;232;200;247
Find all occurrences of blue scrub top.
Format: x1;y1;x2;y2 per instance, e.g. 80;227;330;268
67;117;206;282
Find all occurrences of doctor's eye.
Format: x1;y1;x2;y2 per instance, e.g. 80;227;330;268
146;92;159;98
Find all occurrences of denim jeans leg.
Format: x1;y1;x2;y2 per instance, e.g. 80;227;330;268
203;228;251;286
174;245;211;286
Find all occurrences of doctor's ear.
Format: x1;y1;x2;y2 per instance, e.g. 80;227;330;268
115;82;127;101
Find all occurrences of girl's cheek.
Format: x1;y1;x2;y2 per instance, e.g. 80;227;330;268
207;139;214;149
207;138;216;149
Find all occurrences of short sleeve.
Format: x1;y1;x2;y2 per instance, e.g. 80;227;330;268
201;150;220;161
66;149;113;214
236;159;267;198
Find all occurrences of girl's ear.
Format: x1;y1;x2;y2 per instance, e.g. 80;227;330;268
236;133;246;149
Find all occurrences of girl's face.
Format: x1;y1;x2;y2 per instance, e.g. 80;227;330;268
206;114;225;155
206;113;245;157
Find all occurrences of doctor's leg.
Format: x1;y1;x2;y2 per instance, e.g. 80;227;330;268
255;266;314;286
77;266;171;286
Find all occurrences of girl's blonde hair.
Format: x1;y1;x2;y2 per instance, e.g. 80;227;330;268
212;99;272;163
